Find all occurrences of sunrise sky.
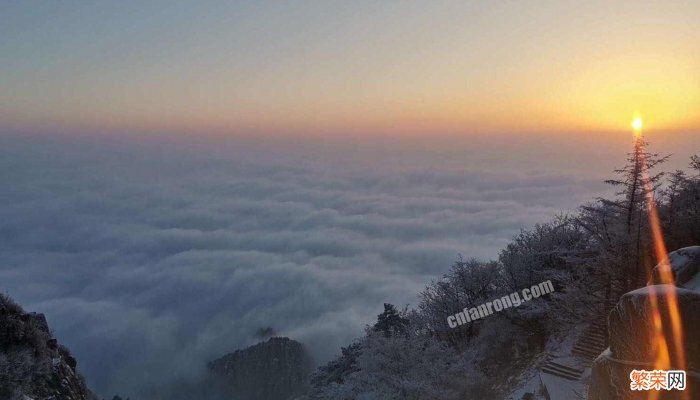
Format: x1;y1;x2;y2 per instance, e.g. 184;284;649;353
2;1;699;137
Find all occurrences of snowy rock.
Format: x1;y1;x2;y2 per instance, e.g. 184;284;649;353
649;246;700;290
608;285;700;370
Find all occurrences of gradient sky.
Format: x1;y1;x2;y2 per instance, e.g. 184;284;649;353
2;1;699;136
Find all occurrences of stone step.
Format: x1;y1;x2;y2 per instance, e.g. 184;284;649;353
588;331;607;338
574;349;602;358
545;361;584;374
571;349;598;359
572;352;597;362
581;332;606;340
574;346;603;356
572;346;601;359
578;337;606;347
540;365;581;381
577;343;605;353
573;343;602;353
575;341;604;350
540;367;581;380
585;333;607;341
581;333;605;341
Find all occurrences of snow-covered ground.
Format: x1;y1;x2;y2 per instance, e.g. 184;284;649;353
505;321;589;399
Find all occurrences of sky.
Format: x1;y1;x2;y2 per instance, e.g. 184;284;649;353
2;0;700;136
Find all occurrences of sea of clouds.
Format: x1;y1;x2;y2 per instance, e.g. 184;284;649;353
1;131;693;397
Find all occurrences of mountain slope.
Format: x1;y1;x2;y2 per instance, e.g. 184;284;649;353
209;337;314;400
0;294;96;400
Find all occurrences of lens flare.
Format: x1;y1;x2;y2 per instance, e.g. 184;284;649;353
633;129;688;400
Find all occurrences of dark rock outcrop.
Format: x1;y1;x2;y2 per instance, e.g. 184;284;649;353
589;246;700;400
209;337;314;400
0;294;96;400
588;348;649;400
608;285;700;370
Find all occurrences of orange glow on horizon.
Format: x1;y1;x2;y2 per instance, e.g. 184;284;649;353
2;2;700;137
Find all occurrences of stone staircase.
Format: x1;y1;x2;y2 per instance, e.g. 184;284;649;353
539;356;585;381
540;301;614;381
537;319;608;399
571;318;608;362
537;290;623;398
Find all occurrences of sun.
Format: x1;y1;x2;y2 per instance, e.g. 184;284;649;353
631;116;643;132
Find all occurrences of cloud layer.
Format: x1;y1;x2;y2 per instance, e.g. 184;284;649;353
0;133;610;397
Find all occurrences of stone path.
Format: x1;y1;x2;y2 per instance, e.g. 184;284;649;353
538;299;616;399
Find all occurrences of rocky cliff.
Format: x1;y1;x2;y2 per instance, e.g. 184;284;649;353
209;337;314;400
0;294;96;400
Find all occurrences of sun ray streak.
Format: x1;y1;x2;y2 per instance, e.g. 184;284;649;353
632;119;689;399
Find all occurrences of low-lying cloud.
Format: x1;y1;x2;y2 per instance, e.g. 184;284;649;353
0;133;611;397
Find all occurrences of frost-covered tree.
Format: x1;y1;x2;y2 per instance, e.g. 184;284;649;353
593;137;669;291
499;215;589;291
663;170;688;246
310;342;362;389
605;136;668;234
312;327;483;400
691;155;700;173
373;304;410;338
662;155;700;248
418;258;500;347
